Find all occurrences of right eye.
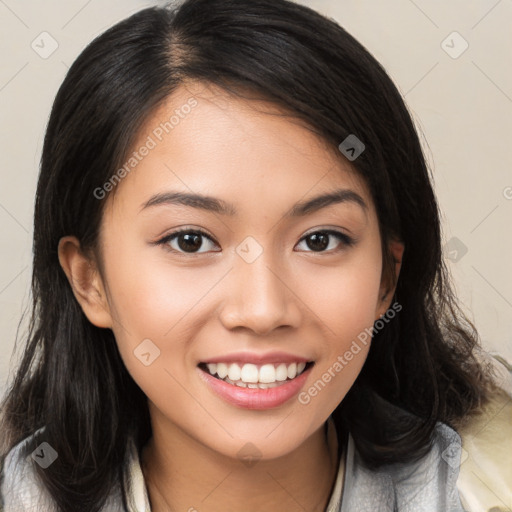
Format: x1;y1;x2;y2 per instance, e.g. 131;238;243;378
156;228;221;255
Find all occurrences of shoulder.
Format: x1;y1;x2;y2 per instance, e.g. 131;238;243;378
341;352;512;512
387;422;467;511
341;421;467;511
0;426;58;511
0;428;130;512
456;352;512;512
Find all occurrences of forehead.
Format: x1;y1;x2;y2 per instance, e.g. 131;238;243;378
103;81;374;221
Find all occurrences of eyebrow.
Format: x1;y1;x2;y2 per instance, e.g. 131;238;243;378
139;188;368;217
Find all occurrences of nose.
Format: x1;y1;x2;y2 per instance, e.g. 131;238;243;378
218;251;301;336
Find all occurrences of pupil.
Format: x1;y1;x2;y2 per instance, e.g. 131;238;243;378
179;233;202;252
308;232;328;251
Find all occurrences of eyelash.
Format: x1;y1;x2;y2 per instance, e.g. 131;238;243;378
155;227;356;257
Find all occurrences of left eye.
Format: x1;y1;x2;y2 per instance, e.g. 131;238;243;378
296;230;355;252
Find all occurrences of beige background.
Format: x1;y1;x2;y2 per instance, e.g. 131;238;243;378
1;0;511;395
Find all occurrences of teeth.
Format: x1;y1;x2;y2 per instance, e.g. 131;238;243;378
228;363;241;381
259;364;277;383
217;363;228;379
203;361;309;385
240;363;259;383
275;363;288;381
224;377;281;389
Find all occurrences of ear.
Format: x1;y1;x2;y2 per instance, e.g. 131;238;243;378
57;236;113;329
375;238;404;320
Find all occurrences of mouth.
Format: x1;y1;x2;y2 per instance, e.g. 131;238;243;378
197;351;315;410
198;361;314;389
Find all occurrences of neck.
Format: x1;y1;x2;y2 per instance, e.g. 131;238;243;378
141;416;340;512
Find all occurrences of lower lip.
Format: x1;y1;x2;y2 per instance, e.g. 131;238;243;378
198;365;312;410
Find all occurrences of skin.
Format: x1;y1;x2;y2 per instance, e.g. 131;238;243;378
58;81;404;512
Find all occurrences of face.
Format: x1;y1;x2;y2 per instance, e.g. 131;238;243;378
60;81;402;462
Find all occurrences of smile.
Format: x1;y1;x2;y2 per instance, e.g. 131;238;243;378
197;351;315;410
199;361;310;389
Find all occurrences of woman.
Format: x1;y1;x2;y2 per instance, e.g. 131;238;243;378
0;0;508;511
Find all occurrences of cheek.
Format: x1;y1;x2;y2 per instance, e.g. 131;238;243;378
104;242;219;334
292;248;381;414
102;243;227;382
294;248;382;338
102;246;199;407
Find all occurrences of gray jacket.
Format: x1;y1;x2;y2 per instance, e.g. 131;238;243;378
1;421;467;511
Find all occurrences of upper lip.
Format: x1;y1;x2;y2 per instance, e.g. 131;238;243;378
200;351;312;365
